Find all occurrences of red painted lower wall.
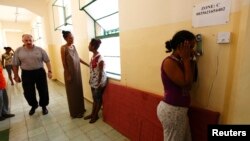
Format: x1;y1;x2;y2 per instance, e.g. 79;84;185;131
103;83;220;141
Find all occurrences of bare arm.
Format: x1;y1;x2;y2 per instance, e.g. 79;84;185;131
97;61;104;86
163;41;193;87
163;59;192;87
13;65;21;82
1;56;4;67
45;61;52;79
80;59;89;67
13;65;19;78
61;46;72;81
61;46;67;70
45;62;52;72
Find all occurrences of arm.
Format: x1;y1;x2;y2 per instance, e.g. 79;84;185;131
80;58;89;67
11;52;14;58
1;55;4;67
12;49;21;82
61;46;71;81
45;61;52;79
40;48;52;79
13;65;21;82
61;46;67;70
163;59;192;87
97;60;104;87
163;41;193;87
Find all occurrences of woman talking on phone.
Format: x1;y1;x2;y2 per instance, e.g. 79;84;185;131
157;30;197;141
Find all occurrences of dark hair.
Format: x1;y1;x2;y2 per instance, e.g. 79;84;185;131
62;30;71;39
165;30;195;53
4;47;11;50
90;38;102;50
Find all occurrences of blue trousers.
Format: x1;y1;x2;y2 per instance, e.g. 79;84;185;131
0;89;9;117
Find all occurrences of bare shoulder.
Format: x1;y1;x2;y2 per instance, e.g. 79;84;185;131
163;57;175;68
163;57;179;74
61;45;66;51
61;44;66;48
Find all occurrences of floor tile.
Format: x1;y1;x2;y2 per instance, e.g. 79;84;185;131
6;79;129;141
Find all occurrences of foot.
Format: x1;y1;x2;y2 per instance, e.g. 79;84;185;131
75;114;83;118
0;116;6;121
42;107;48;115
3;113;15;118
84;114;92;120
89;116;99;123
29;106;38;115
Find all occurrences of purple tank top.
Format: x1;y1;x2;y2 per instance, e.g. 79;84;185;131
161;56;190;107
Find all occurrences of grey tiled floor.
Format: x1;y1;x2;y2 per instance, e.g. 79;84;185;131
2;79;129;141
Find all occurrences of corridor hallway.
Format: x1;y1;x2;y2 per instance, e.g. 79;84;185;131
2;79;128;141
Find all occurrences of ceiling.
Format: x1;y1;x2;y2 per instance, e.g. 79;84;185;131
0;5;36;23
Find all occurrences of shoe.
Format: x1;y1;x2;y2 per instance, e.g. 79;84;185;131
42;107;48;115
84;114;92;120
89;116;99;123
0;116;6;121
29;106;38;115
3;113;15;118
75;115;83;118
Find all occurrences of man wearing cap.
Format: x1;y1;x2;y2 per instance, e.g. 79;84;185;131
2;47;14;85
12;34;52;115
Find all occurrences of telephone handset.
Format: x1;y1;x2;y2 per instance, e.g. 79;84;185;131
192;34;202;82
195;34;203;56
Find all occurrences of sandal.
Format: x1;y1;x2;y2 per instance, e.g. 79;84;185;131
89;116;99;123
84;115;92;120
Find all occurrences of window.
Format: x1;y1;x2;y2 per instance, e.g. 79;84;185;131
52;0;72;31
98;37;121;79
80;0;121;79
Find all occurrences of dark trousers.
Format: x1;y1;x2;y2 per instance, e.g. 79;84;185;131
21;68;49;107
91;86;106;104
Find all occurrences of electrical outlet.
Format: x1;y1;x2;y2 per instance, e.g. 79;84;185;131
217;32;231;44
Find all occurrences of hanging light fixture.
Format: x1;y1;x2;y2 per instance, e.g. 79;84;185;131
15;7;19;22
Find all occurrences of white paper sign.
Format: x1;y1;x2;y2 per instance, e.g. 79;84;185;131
192;0;232;28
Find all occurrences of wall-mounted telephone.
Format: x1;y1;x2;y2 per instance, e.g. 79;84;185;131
195;34;203;56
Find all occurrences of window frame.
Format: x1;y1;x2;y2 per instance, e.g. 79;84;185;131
97;35;121;80
80;0;121;80
52;0;73;31
80;0;119;37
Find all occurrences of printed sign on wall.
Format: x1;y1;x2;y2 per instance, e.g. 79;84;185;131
192;0;232;28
